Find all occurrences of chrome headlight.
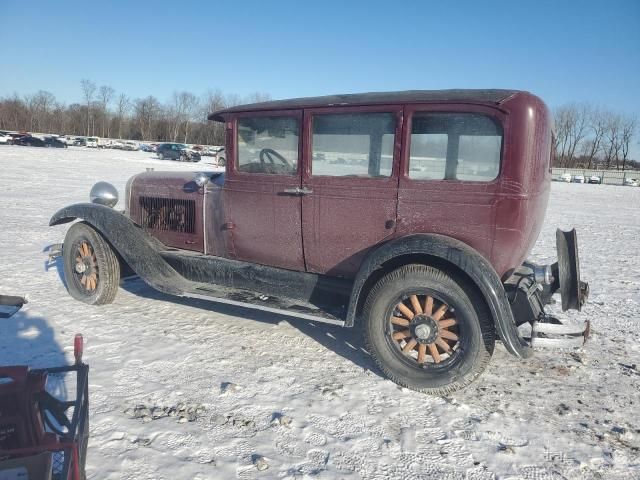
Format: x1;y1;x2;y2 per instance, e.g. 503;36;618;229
194;172;210;187
90;181;118;208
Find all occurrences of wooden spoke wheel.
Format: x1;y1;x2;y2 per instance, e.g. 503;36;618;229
389;294;460;365
363;264;495;394
74;241;99;292
62;222;120;305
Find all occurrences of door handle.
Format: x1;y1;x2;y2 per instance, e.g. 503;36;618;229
281;187;313;196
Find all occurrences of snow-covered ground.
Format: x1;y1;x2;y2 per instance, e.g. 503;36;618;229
0;145;639;479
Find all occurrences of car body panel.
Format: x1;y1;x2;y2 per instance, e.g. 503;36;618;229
129;90;553;282
222;109;305;271
301;105;403;276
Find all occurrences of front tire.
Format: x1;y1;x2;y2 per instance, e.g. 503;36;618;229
62;222;120;305
363;264;494;395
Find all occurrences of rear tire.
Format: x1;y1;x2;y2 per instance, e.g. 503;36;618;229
62;222;120;305
363;264;494;395
158;152;164;160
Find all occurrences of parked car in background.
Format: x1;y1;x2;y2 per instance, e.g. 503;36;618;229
560;173;572;182
0;132;11;144
572;175;585;184
14;135;46;147
16;135;67;148
624;177;639;187
8;132;29;144
122;141;138;151
86;137;100;148
212;146;226;166
139;144;153;152
44;136;68;148
74;137;87;146
156;143;201;162
588;175;602;184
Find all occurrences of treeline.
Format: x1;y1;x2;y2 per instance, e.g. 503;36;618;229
0;79;271;146
0;82;637;167
554;104;637;170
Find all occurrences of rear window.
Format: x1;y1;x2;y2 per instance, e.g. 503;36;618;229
408;113;502;182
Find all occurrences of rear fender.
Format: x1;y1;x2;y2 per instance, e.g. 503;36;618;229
49;203;188;295
346;234;532;358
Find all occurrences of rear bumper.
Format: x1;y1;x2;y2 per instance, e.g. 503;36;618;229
506;228;589;349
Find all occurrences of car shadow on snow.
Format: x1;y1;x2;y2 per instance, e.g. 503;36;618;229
43;245;67;289
0;308;69;399
120;278;382;377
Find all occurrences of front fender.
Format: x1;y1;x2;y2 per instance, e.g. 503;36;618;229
346;234;532;359
50;203;189;295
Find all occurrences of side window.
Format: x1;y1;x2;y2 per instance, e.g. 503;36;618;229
237;116;299;175
409;113;502;182
311;113;395;177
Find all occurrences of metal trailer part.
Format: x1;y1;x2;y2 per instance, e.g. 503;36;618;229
0;294;27;319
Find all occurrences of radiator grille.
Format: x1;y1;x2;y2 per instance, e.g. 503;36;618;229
139;197;196;233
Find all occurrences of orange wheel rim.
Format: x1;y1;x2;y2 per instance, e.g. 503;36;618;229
75;241;98;292
389;294;460;365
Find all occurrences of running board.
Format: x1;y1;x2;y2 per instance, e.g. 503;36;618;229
181;283;346;327
527;319;590;349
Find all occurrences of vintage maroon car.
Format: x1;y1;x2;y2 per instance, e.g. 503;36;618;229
50;90;589;393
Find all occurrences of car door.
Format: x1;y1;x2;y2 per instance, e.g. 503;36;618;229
397;105;505;264
301;106;402;277
222;110;305;271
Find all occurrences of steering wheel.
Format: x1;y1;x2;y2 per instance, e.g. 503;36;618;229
259;148;291;167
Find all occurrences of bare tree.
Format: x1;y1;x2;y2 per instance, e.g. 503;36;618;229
602;113;622;169
553;104;589;167
115;94;130;139
133;96;160;140
583;107;607;169
80;79;96;136
181;92;199;144
98;85;115;137
200;89;226;145
620;115;637;171
169;92;187;142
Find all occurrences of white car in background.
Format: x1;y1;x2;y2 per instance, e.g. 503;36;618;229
0;133;11;144
572;174;585;184
212;147;226;166
588;175;602;184
560;173;572;182
624;177;639;187
122;141;138;151
86;137;100;148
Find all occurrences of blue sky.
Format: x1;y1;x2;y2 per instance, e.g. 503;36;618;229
1;0;638;116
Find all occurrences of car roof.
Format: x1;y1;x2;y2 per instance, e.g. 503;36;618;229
209;89;522;121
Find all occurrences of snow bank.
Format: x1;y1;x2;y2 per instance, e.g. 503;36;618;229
0;145;638;479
